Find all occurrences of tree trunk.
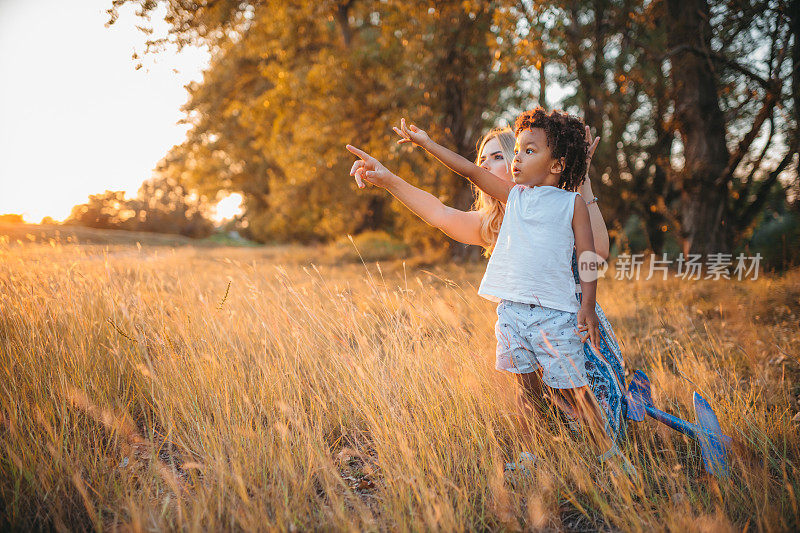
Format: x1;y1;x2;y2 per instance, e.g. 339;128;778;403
791;0;800;151
439;23;490;262
665;0;732;255
354;195;388;235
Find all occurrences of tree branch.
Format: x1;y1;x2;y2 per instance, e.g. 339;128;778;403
737;147;797;228
664;44;772;89
733;114;774;215
721;90;780;184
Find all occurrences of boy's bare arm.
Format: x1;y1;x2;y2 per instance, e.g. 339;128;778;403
572;196;601;351
394;119;513;203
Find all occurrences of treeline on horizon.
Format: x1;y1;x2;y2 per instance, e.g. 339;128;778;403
0;179;215;240
63;176;217;239
37;0;800;266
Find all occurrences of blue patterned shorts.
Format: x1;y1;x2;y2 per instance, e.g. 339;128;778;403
495;300;590;389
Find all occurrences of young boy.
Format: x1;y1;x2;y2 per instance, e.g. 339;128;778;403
345;108;632;473
393;109;620;460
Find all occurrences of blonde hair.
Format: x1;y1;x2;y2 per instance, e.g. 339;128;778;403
473;127;515;256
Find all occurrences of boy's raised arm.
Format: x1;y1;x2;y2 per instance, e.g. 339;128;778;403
394;119;513;203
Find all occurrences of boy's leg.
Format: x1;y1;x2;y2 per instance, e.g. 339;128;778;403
553;385;612;454
496;301;549;441
505;370;546;477
519;305;611;451
514;369;547;441
519;372;585;439
557;385;638;477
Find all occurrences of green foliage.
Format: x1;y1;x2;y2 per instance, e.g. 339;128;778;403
327;230;410;263
202;231;261;247
741;183;800;270
748;210;800;270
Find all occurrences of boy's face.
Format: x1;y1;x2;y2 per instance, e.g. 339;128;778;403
511;128;561;186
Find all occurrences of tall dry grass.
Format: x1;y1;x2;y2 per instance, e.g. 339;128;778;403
1;243;798;531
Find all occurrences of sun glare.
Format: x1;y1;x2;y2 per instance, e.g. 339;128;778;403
213;193;243;222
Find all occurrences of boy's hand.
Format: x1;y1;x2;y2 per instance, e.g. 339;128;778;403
393;118;431;148
577;303;601;354
346;145;395;189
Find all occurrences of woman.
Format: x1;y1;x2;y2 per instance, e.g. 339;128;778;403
349;126;627;447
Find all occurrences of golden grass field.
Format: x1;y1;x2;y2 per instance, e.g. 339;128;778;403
1;238;799;531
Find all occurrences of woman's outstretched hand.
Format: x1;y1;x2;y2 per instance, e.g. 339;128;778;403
346;144;395;189
581;125;600;196
585;125;599;169
393;118;431;148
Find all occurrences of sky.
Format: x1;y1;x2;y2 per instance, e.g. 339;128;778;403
0;0;242;222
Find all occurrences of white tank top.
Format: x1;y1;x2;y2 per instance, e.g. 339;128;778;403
478;184;582;313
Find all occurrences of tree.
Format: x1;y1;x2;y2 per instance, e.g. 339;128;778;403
66;176;215;238
129;175;216;237
501;0;798;255
665;0;796;255
0;214;26;224
109;0;797;258
66;190;130;230
108;0;522;256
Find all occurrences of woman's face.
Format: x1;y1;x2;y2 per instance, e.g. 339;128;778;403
477;137;512;182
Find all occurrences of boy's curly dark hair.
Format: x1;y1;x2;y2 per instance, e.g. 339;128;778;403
514;107;588;191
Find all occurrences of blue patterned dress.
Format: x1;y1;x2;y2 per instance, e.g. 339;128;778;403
571;249;627;442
